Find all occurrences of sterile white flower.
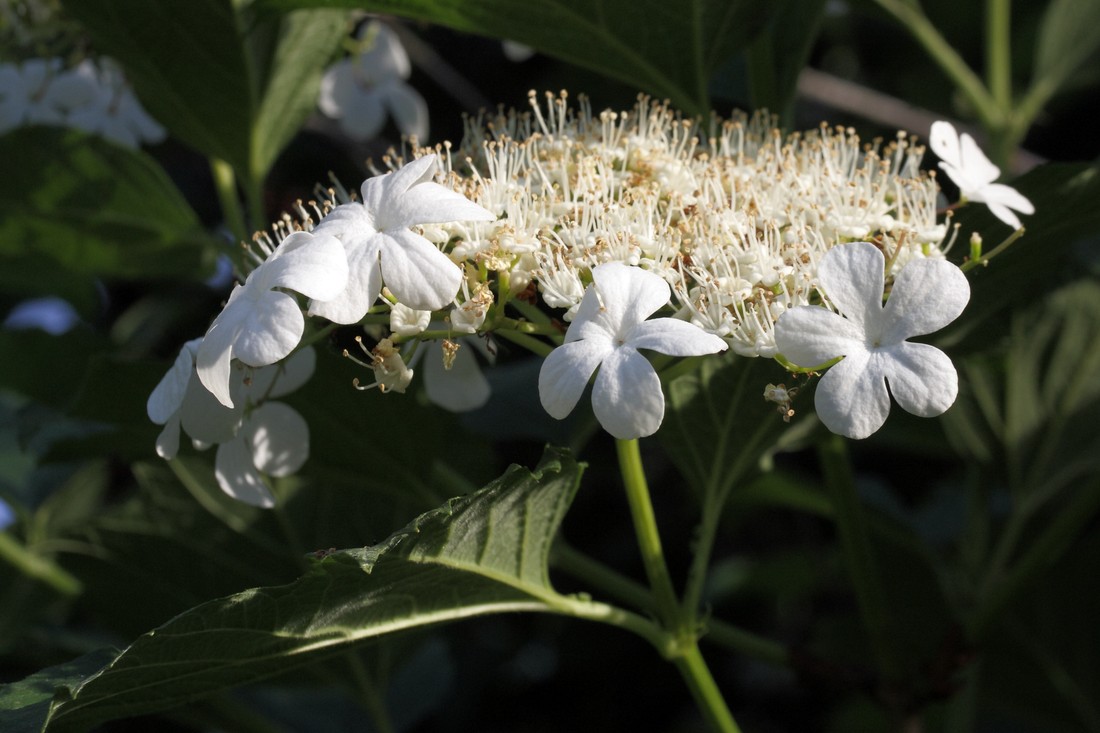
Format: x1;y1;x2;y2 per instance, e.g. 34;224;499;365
215;401;309;508
197;231;348;408
318;21;428;142
0;58;94;133
66;59;165;148
773;241;970;439
929;120;1034;229
308;154;494;321
538;262;728;439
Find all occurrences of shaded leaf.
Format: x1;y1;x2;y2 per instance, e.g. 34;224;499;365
253;0;780;114
37;448;583;732
61;0;255;176
0;128;216;281
1033;0;1100;100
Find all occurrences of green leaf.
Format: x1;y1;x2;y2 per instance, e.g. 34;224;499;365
661;351;812;501
743;0;826;124
61;0;256;176
250;9;350;180
37;448;586;732
0;649;118;731
253;0;780;114
942;162;1100;351
0;128;216;282
1033;0;1100;99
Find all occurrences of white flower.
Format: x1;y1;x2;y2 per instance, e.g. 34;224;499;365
66;59;165;148
0;58;95;133
308;154;494;322
774;241;970;439
538;262;728;439
197;231;348;407
149;344;316;507
318;21;428;141
929;120;1034;229
215;401;309;508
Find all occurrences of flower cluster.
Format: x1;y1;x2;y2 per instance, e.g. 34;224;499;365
0;57;164;147
150;91;1034;503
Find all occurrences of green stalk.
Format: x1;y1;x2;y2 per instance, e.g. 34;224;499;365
819;433;906;688
616;438;743;733
616;438;682;626
985;0;1015;166
210;158;249;246
0;532;82;597
872;0;1001;130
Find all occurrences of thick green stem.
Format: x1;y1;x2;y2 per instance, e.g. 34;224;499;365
615;438;743;733
819;433;905;688
985;0;1014;166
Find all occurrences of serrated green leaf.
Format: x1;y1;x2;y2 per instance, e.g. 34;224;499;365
0;128;216;281
37;448;584;732
253;0;780;114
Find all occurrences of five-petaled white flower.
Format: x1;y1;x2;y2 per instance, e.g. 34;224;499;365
197;231;348;407
308;154;495;322
318;21;428;142
929;120;1034;230
774;242;970;439
539;262;728;439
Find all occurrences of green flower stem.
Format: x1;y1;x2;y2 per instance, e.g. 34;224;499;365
673;644;743;733
960;227;1025;272
616;438;682;627
493;327;555;357
552;541;789;666
507;297;554;327
616;438;743;733
0;531;82;597
986;0;1012;111
819;433;905;688
210;158;249;247
872;0;1001;131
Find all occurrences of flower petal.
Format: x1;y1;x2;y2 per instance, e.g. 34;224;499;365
233;289;305;367
881;341;958;418
245;402;309;478
180;370;242;444
591;346;664;439
262;231;349;302
929;121;961;170
308;238;383;324
816;242;885;334
958;131;1000;187
774;305;865;368
147;338;200;423
571;263;671;343
424;340;491;412
814;350;892;440
381;79;429;141
215;437;275;508
196;286;247;407
251;346;317;399
379;229;463;311
154;415;181;460
881;258;969;343
627;317;727;356
538;339;613;419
